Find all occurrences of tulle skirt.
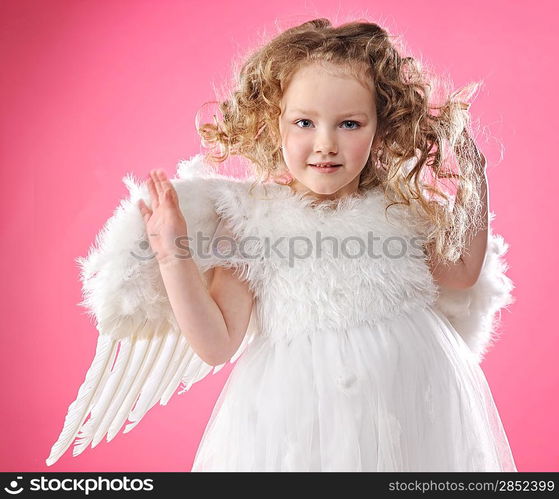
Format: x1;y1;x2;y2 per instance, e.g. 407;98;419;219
191;306;517;472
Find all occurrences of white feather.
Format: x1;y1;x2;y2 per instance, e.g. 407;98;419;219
46;335;118;466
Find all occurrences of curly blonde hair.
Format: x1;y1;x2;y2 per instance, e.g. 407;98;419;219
196;18;488;264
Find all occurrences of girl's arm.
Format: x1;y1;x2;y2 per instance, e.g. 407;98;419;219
425;132;489;289
158;258;254;366
139;169;254;367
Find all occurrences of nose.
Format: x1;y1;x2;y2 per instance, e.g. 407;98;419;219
314;127;338;155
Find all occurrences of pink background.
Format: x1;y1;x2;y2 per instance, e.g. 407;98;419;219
1;0;557;472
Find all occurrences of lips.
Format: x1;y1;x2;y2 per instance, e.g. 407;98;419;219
309;163;342;174
309;163;342;168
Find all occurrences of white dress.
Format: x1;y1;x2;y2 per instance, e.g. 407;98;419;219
45;154;517;472
187;169;517;472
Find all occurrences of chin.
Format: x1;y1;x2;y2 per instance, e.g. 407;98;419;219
309;185;339;195
305;182;346;196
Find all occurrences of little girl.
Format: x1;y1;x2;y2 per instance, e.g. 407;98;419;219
47;18;517;471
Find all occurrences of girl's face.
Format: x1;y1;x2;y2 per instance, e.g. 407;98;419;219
278;62;378;200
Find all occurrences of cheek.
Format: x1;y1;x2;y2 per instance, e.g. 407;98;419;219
341;134;373;159
283;130;309;156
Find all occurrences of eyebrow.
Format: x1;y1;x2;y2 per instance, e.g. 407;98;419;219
287;109;369;118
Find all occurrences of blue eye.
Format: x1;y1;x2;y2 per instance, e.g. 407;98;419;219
341;120;360;129
294;119;361;129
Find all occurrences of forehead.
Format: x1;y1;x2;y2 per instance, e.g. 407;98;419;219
281;61;375;113
286;61;372;89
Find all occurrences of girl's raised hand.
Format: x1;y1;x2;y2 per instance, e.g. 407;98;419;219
138;169;189;266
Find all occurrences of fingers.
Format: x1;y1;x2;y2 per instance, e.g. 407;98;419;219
137;198;152;224
146;169;177;212
155;170;177;205
153;170;167;202
147;173;159;211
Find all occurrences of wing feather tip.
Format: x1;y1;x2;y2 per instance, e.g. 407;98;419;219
123;422;136;434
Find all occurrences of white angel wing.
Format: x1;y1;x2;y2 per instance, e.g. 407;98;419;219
433;218;515;363
46;155;255;466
